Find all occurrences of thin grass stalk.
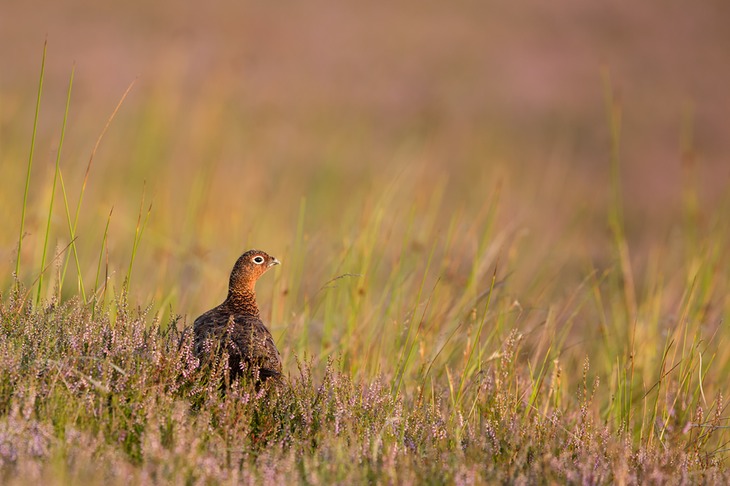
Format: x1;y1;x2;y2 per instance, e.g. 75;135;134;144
15;40;46;284
289;197;307;311
293;198;307;351
60;79;136;291
125;185;152;290
602;70;641;435
627;307;638;433
647;339;674;447
680;103;699;253
602;70;637;327
455;265;497;409
18;239;76;312
661;357;697;446
667;271;699;407
395;275;438;396
458;185;501;312
392;243;436;396
37;66;74;304
522;344;553;425
58;170;87;301
419;320;463;403
92;207;114;319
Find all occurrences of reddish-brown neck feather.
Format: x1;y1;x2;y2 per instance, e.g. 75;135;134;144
225;255;268;317
226;286;260;317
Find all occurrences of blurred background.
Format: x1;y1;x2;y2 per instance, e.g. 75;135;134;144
1;0;729;370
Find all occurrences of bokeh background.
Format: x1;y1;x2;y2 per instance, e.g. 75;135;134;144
1;1;729;371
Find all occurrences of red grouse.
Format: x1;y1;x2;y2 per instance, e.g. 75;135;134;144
193;249;282;383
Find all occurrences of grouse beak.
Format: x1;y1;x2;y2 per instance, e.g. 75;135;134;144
270;257;281;267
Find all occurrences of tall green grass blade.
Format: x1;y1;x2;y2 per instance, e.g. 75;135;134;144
15;40;46;284
36;65;74;305
125;185;152;290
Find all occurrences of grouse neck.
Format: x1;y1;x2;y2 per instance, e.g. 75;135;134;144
226;288;260;317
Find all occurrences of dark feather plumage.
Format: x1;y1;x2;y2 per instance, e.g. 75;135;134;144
193;249;282;383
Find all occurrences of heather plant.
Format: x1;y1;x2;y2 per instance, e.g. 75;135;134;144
1;290;727;484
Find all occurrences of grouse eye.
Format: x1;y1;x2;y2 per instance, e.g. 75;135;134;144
252;256;265;265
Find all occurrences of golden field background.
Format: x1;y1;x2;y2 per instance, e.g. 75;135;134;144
1;0;730;389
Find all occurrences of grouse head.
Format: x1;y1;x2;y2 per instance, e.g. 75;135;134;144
228;249;280;294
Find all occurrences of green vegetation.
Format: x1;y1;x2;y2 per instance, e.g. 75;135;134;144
1;46;729;484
